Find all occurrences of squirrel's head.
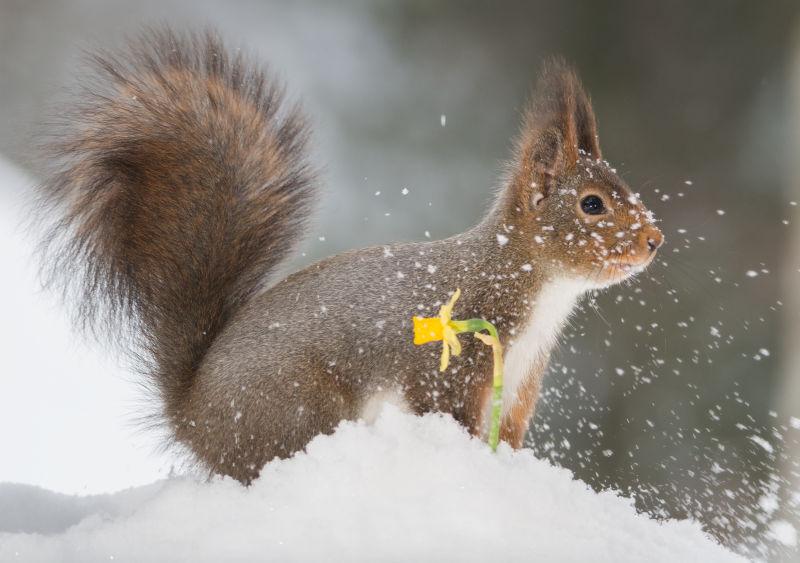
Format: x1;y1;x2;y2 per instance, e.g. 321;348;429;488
499;59;663;289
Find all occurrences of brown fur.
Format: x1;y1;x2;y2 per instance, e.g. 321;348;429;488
39;29;662;483
39;28;315;416
500;354;549;448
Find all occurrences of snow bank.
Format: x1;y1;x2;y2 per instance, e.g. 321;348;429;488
0;407;742;562
0;155;169;493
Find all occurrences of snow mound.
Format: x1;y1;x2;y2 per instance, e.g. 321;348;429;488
0;407;742;562
0;155;169;493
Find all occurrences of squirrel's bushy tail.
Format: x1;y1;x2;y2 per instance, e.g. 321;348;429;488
38;28;316;413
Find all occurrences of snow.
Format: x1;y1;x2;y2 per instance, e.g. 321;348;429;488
768;520;798;548
0;156;170;494
750;435;774;454
0;407;742;562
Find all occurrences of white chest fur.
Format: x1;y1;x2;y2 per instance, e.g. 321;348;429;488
501;279;588;417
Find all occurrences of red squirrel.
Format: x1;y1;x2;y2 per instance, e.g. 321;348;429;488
38;28;663;483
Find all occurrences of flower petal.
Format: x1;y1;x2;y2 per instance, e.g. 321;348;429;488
444;327;462;357
413;316;444;345
439;339;450;372
474;332;498;347
438;287;461;324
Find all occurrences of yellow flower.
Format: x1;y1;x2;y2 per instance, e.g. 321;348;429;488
411;287;505;451
412;317;443;344
412;288;463;371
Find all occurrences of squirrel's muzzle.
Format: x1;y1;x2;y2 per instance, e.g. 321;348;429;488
641;225;664;255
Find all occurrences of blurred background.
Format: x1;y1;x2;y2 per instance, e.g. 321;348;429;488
1;0;800;558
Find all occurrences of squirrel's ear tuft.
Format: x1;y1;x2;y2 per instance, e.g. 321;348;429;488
573;79;602;160
529;58;602;160
509;58;601;209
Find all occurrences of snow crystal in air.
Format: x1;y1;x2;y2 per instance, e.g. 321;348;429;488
749;435;773;453
768;520;798;548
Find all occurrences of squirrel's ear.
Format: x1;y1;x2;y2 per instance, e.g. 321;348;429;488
574;83;602;160
520;125;565;208
510;59;601;210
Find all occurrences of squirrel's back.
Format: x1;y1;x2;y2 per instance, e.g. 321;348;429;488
38;28;316;419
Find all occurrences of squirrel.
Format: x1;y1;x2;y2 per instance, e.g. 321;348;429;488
38;28;663;484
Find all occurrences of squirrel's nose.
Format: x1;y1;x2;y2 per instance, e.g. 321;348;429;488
644;227;664;253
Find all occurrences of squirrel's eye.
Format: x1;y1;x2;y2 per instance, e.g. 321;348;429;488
580;195;606;215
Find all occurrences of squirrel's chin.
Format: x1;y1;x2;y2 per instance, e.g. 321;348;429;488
584;257;653;289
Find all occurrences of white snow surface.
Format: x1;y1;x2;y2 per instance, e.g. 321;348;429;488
0;156;170;493
1;407;742;563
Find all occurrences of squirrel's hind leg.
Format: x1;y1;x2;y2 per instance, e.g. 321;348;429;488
173;364;358;484
499;376;542;449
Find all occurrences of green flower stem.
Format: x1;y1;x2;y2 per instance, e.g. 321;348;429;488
450;319;504;452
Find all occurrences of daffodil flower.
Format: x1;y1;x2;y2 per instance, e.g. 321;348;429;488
412;288;504;451
413;288;463;371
